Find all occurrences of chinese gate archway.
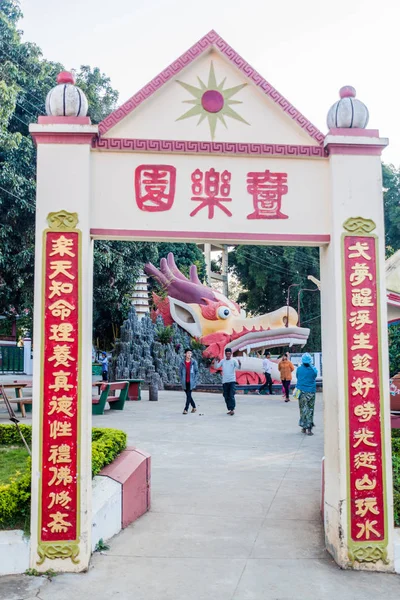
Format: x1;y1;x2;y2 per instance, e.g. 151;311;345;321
29;30;394;572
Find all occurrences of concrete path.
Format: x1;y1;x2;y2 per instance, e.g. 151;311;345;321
1;390;400;599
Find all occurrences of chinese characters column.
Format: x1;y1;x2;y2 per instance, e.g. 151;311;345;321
39;224;80;563
320;129;393;570
30;117;97;572
344;235;388;563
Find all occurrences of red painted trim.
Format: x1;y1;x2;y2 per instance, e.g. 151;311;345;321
387;292;400;302
326;144;384;156
99;30;325;145
92;137;327;158
90;228;330;244
38;116;91;125
328;128;380;138
31;132;95;145
387;292;400;306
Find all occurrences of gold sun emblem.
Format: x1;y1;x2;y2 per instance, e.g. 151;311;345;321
176;62;249;140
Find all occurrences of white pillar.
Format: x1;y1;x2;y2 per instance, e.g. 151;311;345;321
29;117;97;572
204;242;212;284
221;244;229;298
321;128;393;570
23;337;33;376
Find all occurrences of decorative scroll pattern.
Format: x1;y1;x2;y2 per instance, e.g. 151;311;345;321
98;30;325;145
343;217;376;235
93;137;326;158
37;543;80;565
348;544;389;565
48;211;79;230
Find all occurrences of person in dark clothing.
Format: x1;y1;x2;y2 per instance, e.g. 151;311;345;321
257;351;273;395
179;349;198;414
101;352;109;382
213;348;241;415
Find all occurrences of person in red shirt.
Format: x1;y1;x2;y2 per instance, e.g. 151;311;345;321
179;349;199;414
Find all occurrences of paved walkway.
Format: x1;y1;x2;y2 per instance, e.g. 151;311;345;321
1;390;400;599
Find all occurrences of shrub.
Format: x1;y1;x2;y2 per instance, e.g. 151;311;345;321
190;337;205;351
392;435;400;527
91;427;127;477
0;424;32;446
156;325;173;344
0;425;127;531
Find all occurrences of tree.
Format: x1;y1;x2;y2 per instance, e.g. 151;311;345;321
0;0;123;340
93;241;158;348
383;164;400;256
94;242;206;349
383;164;400;375
229;245;321;351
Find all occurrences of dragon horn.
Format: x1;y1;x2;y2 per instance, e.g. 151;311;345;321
190;264;202;285
167;252;188;281
144;261;169;287
159;257;174;280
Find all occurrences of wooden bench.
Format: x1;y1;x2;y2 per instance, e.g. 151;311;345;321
92;381;129;415
0;382;32;417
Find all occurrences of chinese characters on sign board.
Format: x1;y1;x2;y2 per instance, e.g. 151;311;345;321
135;165;176;212
134;165;288;219
344;236;386;547
40;230;80;549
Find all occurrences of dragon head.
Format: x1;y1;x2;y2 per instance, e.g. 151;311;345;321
145;252;309;359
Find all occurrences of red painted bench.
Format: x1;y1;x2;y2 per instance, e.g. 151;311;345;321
92;381;129;415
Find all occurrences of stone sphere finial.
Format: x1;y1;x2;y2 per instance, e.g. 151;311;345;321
327;86;369;129
45;71;88;117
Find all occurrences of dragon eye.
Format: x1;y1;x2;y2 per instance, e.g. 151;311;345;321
217;306;231;319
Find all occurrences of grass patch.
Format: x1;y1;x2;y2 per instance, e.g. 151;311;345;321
0;447;30;485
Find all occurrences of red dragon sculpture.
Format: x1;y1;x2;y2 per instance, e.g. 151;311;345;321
145;253;310;383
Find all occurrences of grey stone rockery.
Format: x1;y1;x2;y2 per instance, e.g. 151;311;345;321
112;306;221;388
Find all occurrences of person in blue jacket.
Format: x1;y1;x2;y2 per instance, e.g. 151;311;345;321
296;353;318;436
101;352;109;382
179;349;199;414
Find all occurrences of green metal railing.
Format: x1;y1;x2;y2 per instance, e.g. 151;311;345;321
0;346;24;372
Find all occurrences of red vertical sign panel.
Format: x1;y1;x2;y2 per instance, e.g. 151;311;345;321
344;236;385;543
40;231;80;543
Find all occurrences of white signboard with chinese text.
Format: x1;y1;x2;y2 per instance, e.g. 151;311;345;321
90;152;329;243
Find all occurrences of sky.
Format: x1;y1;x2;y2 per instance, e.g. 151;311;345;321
19;0;400;165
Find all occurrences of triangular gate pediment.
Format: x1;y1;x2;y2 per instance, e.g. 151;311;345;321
99;31;324;148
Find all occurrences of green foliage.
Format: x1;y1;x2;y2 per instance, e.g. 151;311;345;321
383;164;400;254
0;456;31;531
91;427;127;476
389;325;400;377
94;538;110;552
156;325;174;345
0;423;32;445
0;425;127;530
93;241;157;348
190;337;205;351
0;1;122;343
76;66;118;124
25;567;57;579
392;432;400;526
